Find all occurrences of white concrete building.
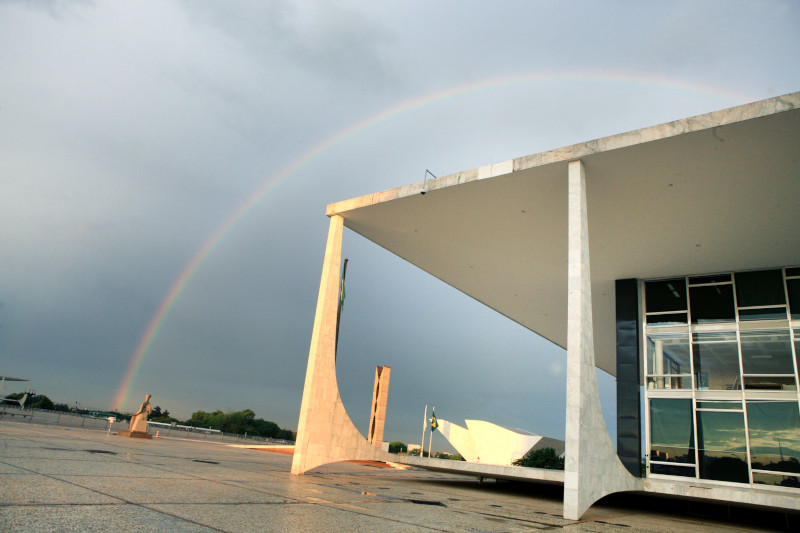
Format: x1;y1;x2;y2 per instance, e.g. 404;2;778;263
291;92;800;519
438;418;565;466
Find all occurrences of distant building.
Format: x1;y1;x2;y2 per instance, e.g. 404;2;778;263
438;419;564;466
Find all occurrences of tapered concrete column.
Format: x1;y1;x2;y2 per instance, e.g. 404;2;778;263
368;365;391;447
563;160;640;519
292;215;391;475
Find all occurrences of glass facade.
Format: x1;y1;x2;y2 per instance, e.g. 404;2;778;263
643;267;800;490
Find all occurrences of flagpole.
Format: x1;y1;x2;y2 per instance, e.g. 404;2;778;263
421;404;427;457
428;406;435;458
334;258;348;358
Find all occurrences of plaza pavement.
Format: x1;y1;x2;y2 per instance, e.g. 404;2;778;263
0;419;793;532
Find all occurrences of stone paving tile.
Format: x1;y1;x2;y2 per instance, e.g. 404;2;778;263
0;504;217;532
149;502;434;532
1;457;194;478
0;474;122;505
60;475;288;505
1;420;794;532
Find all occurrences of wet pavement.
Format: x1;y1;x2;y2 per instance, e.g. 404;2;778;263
0;420;791;532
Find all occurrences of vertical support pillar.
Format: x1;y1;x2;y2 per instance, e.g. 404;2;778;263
563;160;640;520
292;215;390;475
368;365;391;447
616;279;642;477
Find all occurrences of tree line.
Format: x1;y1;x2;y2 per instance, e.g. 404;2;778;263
2;393;295;441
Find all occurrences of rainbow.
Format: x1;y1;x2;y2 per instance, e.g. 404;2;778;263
111;71;756;411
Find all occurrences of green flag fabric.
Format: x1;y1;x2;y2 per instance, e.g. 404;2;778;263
430;410;438;432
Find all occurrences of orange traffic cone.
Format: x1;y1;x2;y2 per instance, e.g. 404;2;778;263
155;430;160;438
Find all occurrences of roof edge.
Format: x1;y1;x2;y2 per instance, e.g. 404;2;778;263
327;91;799;217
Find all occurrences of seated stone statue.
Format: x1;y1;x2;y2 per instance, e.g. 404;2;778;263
118;394;154;438
129;394;152;432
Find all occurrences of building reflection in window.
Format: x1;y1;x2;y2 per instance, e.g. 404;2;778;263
747;401;800;474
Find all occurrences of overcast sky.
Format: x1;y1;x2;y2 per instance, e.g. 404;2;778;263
2;1;799;449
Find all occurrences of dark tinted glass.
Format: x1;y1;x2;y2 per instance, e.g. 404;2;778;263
738;307;788;321
697;401;742;410
646;312;687;325
689;274;731;285
788;279;800;320
696;410;749;483
735;269;786;307
689;284;735;324
698;451;749;483
693;332;740;391
740;329;794;375
650;398;693;448
646;279;686;313
747;401;800;474
786;267;800;277
753;472;800;488
650;463;696;477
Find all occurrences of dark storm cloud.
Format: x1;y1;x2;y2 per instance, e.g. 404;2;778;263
1;0;799;446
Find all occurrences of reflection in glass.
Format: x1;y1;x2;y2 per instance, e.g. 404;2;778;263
752;472;800;488
647;332;691;389
650;463;696;477
690;284;735;324
696;410;748;483
693;331;740;390
736;269;786;308
650;398;694;464
741;329;795;376
646;279;687;313
747;401;800;474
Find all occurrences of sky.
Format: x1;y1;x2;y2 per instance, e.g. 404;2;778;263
1;0;799;450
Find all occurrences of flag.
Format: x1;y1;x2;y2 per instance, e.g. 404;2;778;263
430;410;438;432
339;260;347;310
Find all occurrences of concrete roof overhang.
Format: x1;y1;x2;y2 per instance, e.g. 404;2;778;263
327;93;800;376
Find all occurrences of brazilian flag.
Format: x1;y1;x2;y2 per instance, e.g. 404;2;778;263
431;410;438;432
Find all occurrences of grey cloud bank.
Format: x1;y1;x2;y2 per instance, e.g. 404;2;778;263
1;0;798;447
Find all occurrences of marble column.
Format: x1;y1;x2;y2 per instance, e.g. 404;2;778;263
563;160;641;519
291;215;391;475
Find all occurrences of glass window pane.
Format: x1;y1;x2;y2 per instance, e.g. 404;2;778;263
650;398;694;457
646;279;687;313
788;279;800;320
690;285;735;324
740;329;795;375
696;410;748;483
697;401;742;410
752;472;800;488
693;331;740;391
650;463;696;477
735;269;786;307
646;312;687;325
742;376;796;391
747;401;800;474
739;307;788;321
647;332;691;389
689;274;732;285
786;267;800;277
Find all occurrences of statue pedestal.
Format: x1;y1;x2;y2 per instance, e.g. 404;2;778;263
116;430;153;439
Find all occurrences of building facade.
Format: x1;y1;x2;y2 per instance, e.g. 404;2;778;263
293;92;800;519
618;267;800;490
